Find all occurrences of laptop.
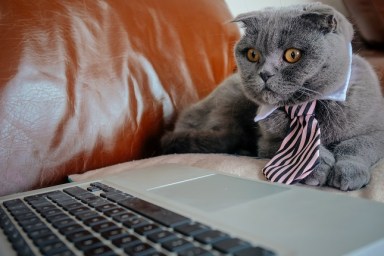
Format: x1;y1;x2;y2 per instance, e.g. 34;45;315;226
1;163;384;256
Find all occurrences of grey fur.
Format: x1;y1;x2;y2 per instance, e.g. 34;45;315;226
161;74;259;156
161;3;384;191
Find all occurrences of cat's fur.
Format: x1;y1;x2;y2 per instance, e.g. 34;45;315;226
161;3;384;191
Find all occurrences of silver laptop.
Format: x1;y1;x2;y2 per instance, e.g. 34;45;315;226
1;164;384;256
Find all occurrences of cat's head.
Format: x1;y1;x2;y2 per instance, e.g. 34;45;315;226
234;3;354;106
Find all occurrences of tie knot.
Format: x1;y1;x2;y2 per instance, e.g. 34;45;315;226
285;101;317;119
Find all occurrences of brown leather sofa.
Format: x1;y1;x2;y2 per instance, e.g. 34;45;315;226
1;0;383;197
0;0;239;196
344;0;384;88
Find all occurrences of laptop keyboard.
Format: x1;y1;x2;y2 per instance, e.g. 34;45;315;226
0;182;276;256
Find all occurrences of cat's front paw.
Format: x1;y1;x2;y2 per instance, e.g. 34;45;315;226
302;147;335;186
302;162;331;186
327;160;371;191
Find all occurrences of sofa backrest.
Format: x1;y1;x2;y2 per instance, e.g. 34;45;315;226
0;0;239;195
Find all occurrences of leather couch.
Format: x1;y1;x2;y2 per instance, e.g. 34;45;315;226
0;0;239;196
1;0;383;197
343;0;384;89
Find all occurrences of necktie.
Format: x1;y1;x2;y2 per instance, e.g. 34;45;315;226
262;101;320;184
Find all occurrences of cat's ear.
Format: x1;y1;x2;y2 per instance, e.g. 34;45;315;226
232;11;259;28
299;3;354;40
300;13;337;34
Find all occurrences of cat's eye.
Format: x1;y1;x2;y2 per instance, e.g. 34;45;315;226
246;48;261;63
284;48;302;63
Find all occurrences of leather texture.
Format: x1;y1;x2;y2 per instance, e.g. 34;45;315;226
0;0;239;195
343;0;384;90
343;0;384;47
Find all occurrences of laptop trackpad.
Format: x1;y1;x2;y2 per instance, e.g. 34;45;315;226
149;174;288;212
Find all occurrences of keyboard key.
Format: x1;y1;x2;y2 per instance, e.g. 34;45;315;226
175;222;210;236
52;218;77;229
3;199;25;209
147;230;177;243
63;186;88;197
90;182;111;191
75;237;103;251
234;246;277;256
14;211;36;221
30;197;52;205
118;198;190;227
62;202;84;211
28;228;53;239
33;233;60;246
88;198;110;208
59;224;84;236
40;241;68;255
87;186;101;192
75;210;100;221
112;234;141;248
84;216;108;227
79;195;100;204
194;230;229;244
46;213;69;223
178;247;213;256
84;245;116;256
112;211;136;222
46;190;68;199
162;237;193;253
95;203;118;212
69;206;92;216
9;207;31;216
18;217;40;226
67;230;93;243
123;217;149;229
92;184;120;193
35;204;57;213
124;242;156;256
24;194;46;202
22;221;47;232
104;207;126;217
40;208;63;218
135;223;162;236
212;238;251;254
101;227;129;240
92;221;118;233
50;195;74;203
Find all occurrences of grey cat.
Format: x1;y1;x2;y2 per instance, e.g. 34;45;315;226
161;3;384;191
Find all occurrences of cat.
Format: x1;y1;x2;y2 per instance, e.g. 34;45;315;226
161;3;384;191
161;74;260;156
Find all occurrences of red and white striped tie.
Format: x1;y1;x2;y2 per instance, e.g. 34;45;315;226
262;101;320;184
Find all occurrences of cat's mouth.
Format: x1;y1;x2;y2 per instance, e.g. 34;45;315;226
263;85;275;93
260;83;297;105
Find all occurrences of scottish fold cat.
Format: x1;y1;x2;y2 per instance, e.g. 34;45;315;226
161;3;384;191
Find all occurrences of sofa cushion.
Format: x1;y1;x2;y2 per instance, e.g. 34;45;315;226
0;0;239;195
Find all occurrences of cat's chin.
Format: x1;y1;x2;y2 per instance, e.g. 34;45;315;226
257;89;286;106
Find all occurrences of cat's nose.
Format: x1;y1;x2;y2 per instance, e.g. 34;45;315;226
259;71;274;82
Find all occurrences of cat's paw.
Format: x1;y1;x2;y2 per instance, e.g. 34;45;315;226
302;162;331;186
327;160;371;191
302;146;335;186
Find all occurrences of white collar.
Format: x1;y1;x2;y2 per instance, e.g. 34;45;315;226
254;43;352;122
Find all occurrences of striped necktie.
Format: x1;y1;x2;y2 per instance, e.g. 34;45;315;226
262;100;320;184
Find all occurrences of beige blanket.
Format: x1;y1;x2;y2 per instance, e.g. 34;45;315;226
69;153;384;203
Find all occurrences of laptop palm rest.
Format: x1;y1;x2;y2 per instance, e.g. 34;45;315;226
149;174;288;212
105;164;384;256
